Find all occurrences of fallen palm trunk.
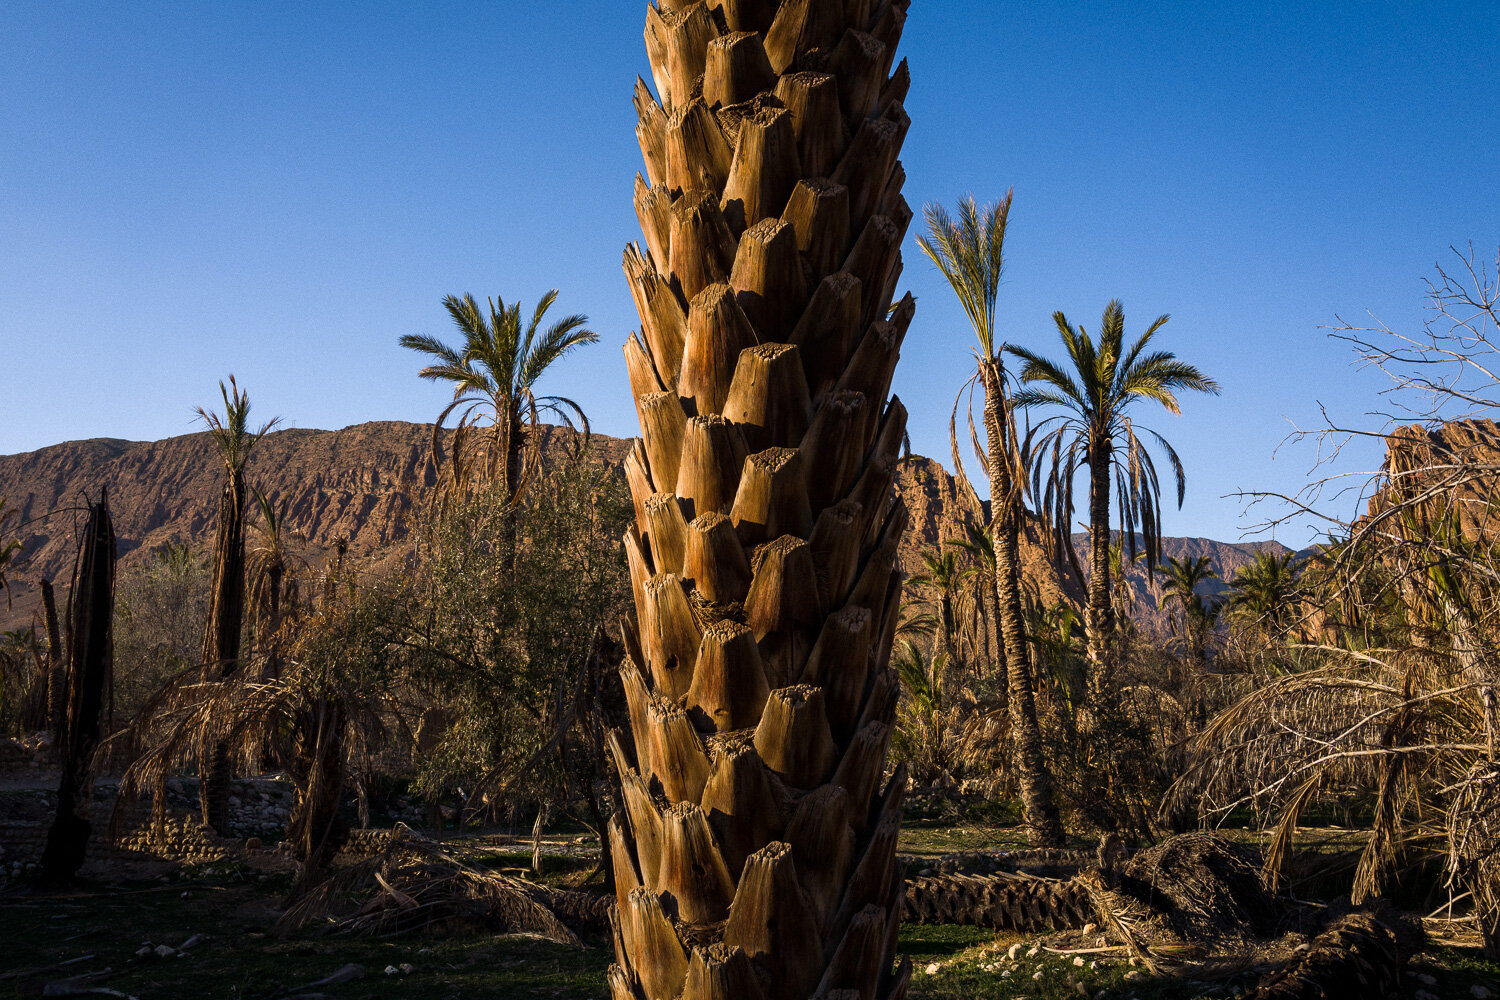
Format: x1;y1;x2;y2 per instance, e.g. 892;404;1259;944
903;872;1093;930
1237;903;1423;1000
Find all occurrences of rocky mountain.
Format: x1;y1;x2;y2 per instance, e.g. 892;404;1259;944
1;420;1264;631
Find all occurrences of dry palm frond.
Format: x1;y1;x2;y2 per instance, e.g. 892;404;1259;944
274;828;583;946
1238;902;1423;1000
1447;760;1500;952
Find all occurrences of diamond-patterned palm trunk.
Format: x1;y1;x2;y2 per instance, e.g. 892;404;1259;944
611;3;915;999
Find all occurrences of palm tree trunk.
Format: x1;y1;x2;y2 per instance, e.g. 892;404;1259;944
285;697;350;903
40;490;114;885
611;5;919;996
40;578;66;739
1085;439;1114;700
980;359;1064;848
200;471;247;834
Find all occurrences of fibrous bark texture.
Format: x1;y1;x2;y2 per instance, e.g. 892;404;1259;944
40;489;115;885
614;3;915;998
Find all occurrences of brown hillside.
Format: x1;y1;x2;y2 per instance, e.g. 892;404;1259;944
0;420;1113;629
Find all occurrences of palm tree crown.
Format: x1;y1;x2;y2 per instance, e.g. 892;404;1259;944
400;290;598;503
195;375;280;476
917;192;1012;360
1011;299;1220;576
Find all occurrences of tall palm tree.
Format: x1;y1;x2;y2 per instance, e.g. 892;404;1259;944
610;5;919;996
921;193;1065;847
400;291;597;508
1010;301;1219;697
195;375;279;833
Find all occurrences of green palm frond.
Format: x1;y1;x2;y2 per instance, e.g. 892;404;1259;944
405;290;597;505
917;191;1012;359
1009;302;1217;573
194;376;280;475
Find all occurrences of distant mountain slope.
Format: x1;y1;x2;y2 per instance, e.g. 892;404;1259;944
1;421;1269;631
1066;532;1295;630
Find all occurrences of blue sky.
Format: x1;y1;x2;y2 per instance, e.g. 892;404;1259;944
2;2;1496;546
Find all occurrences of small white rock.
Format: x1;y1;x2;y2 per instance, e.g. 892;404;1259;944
1007;943;1022;960
385;965;400;976
1081;922;1097;935
1074;956;1086;967
1033;970;1044;980
924;963;940;976
154;945;176;958
1000;970;1011;979
1026;946;1040;958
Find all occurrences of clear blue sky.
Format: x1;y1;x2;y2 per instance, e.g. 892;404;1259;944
2;2;1496;546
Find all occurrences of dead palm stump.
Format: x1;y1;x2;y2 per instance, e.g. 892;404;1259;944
40;489;115;885
611;3;916;998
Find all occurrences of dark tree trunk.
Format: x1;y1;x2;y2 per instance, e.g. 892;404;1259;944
981;360;1065;847
1085;439;1114;700
40;490;115;885
40;578;65;740
200;471;246;834
285;697;349;903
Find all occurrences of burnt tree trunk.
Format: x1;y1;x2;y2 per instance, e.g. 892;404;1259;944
284;697;350;903
610;3;919;997
200;471;247;834
40;490;115;885
40;578;65;740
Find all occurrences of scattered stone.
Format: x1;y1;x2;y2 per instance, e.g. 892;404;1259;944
1007;943;1022;960
178;934;204;951
398;964;413;974
1081;922;1097;934
1033;970;1044;980
1074;956;1085;967
1471;987;1492;999
1026;946;1040;958
924;963;940;975
154;945;177;958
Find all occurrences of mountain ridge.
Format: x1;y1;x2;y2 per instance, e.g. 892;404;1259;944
2;421;1269;631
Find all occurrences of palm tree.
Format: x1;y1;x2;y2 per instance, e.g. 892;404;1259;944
400;291;597;508
1225;549;1301;642
908;550;964;681
946;522;1005;699
921;193;1065;847
248;486;306;679
195;376;279;833
609;6;919;996
1010;301;1219;696
1158;555;1220;720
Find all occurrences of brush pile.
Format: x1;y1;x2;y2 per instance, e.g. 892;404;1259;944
275;827;592;945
